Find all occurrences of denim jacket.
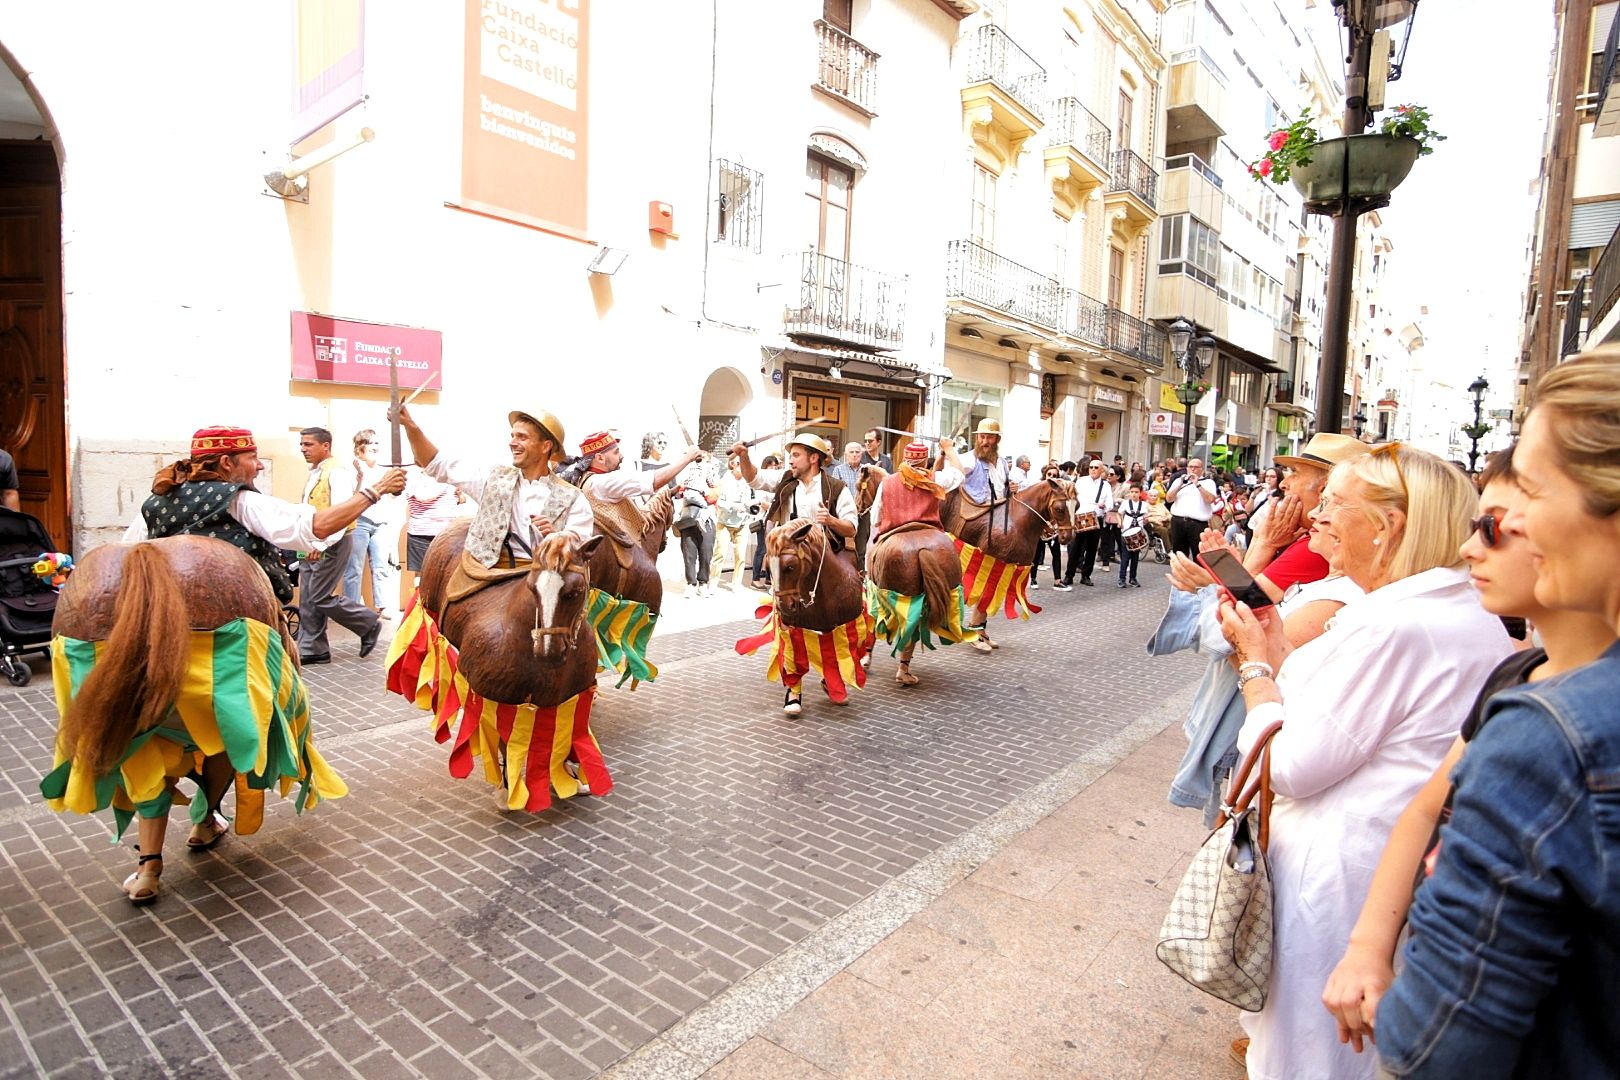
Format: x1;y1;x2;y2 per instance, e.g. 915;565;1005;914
1147;587;1244;824
1377;642;1620;1078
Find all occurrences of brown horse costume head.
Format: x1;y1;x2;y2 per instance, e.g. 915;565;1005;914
942;477;1077;566
418;522;603;706
52;537;286;776
585;487;673;613
765;519;863;634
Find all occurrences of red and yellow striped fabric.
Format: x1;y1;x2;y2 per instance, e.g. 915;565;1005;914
385;594;611;811
953;538;1042;621
734;603;875;703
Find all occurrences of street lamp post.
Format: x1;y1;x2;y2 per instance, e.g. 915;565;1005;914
1167;318;1216;463
1464;374;1491;473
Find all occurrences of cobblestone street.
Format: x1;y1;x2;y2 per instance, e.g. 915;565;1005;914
0;574;1211;1079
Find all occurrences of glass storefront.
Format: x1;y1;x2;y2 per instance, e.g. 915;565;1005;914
939;380;1004;444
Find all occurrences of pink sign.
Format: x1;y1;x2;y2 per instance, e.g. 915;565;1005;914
290;312;443;390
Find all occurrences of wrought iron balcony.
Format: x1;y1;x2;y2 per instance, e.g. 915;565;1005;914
815;20;879;116
1047;97;1110;169
1595;10;1620;137
944;239;1064;329
1109;149;1157;208
1561;275;1588;358
784;250;907;351
963;24;1046;122
1104;308;1165;369
1064;288;1109;347
1592;222;1620;329
1271;371;1296;404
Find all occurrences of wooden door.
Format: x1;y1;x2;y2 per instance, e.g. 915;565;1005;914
0;144;67;549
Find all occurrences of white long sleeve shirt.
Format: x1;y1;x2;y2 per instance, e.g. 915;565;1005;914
425;452;595;554
581;468;656;502
122;489;334;552
1077;472;1117;515
751;467;858;530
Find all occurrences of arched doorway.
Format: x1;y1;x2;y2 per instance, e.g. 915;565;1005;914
697;366;753;453
0;48;67;548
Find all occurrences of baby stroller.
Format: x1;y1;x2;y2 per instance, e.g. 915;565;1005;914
0;507;61;686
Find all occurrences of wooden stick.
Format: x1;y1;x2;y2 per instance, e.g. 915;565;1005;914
401;372;440;407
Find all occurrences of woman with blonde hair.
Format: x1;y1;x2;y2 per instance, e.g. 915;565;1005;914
1377;347;1620;1078
1217;443;1514;1080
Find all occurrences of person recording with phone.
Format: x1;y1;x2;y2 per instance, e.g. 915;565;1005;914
1211;444;1512;1080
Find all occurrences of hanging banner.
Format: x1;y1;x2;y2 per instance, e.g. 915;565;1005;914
292;0;366;143
290;312;444;391
459;0;589;237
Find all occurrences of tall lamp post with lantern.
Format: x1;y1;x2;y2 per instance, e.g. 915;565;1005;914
1167;318;1217;463
1463;374;1492;473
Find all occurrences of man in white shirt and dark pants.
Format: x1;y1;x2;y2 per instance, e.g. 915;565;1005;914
1166;456;1217;558
1062;458;1115;588
297;427;389;664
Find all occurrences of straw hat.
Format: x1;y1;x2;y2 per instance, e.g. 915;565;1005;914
785;432;834;458
508;410;568;462
1273;433;1370;471
972;418;1001;437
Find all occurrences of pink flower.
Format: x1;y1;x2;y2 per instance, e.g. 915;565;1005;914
1268;130;1289;151
1257;158;1273;178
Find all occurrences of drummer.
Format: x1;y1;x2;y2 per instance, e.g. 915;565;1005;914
1116;481;1148;588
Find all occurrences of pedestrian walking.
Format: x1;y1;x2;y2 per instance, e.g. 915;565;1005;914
296;427;386;664
343;429;396;614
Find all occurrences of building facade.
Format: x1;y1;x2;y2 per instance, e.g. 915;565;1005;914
1519;0;1620;411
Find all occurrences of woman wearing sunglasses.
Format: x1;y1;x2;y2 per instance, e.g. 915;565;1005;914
1321;448;1614;1056
1376;347;1620;1078
1216;443;1514;1080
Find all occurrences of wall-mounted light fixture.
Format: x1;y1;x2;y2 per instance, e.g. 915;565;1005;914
996;337;1019;349
958;327;984;339
263;127;375;202
587;247;631;276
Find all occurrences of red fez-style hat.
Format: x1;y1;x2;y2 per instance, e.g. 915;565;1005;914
191;426;257;457
902;440;931;463
579;430;619;457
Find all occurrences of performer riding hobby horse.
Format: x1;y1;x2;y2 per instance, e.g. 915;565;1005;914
385;403;610;811
42;426;401;905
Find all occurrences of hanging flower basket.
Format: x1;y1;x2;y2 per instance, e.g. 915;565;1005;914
1289;134;1422;213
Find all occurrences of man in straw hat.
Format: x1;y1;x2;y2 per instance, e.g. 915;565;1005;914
940;417;1009;652
731;430;857;549
389;403;594;562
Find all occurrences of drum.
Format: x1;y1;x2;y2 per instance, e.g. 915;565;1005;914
1123;527;1148;552
1075;511;1100;533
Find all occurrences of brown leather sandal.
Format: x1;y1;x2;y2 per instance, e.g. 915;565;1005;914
895;663;920;687
122;853;162;906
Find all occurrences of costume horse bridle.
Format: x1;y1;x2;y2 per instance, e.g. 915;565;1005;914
769;526;830;607
530;558;592;648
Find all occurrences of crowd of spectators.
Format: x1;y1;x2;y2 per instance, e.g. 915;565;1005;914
1147;344;1620;1079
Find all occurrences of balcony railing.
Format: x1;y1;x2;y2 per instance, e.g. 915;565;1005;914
1594;10;1619;134
1064;288;1109;347
1166;46;1229;86
1561;275;1588;358
1109;149;1157;208
1271;371;1295;404
945;239;1063;328
1047;97;1110;168
1163;152;1223;189
1105;309;1165;369
1592;222;1620;329
963;24;1046;122
784;250;907;351
815;20;879;115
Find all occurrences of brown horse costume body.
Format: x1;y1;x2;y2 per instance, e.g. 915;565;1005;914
45;536;346;904
765;520;863;632
941;477;1076;567
581;486;673;615
416;521;602;706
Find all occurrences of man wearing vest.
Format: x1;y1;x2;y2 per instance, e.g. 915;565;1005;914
941;418;1009;651
297;427;390;664
390;403;595;558
732;432;858;550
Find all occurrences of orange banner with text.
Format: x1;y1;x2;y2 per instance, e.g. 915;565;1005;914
460;0;588;238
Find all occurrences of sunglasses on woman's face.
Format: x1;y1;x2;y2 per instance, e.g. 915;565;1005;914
1470;513;1502;548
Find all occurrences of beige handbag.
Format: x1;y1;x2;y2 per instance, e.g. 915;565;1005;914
1156;721;1282;1012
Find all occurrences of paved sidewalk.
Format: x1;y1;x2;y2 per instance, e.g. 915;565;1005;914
618;721;1248;1080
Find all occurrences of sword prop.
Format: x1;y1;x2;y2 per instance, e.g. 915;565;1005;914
671;405;707;460
741;416;834;449
948;390;983;444
872;425;933;445
388;348;404;467
401;371;439;408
